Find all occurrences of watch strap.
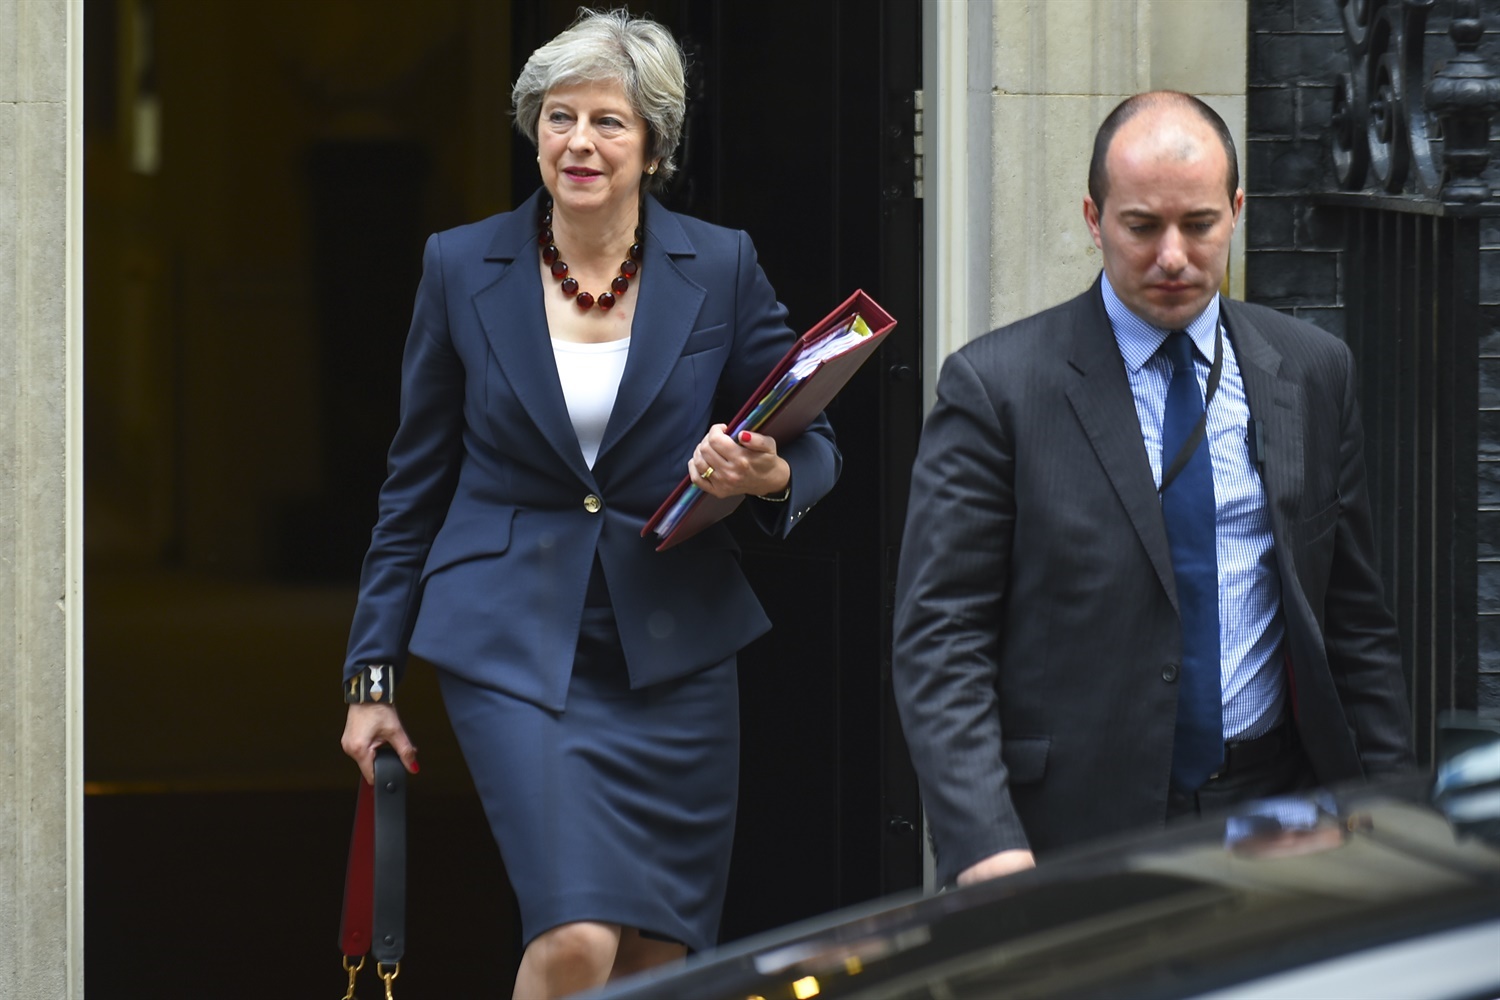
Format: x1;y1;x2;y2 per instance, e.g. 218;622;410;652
344;664;396;705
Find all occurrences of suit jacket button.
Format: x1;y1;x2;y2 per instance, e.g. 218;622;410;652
583;494;602;513
1162;663;1179;683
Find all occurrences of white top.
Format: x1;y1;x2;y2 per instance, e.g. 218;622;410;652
551;337;631;468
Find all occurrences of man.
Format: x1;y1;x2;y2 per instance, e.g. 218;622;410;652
893;91;1414;888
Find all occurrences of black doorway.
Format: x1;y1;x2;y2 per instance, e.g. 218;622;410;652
83;0;921;994
665;0;926;937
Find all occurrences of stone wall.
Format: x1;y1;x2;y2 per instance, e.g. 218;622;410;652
1243;0;1347;333
985;0;1250;333
923;0;1248;402
0;0;80;995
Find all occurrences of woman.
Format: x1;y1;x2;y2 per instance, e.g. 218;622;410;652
339;9;840;998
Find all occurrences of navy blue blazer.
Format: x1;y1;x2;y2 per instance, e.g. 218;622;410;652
345;189;841;710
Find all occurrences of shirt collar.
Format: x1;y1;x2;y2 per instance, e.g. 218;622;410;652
1101;271;1221;373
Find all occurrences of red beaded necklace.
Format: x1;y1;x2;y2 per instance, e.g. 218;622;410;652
538;199;643;311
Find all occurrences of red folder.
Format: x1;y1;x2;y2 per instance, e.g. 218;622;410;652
642;289;897;551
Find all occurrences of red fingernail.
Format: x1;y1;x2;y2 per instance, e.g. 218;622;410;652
410;761;420;774
740;431;752;444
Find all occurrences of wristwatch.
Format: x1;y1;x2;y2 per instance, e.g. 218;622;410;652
343;663;396;705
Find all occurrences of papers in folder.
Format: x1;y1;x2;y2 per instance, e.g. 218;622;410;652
642;289;898;551
651;315;873;539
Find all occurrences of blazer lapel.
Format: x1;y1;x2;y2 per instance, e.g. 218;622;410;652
472;189;595;484
595;195;706;462
1064;280;1179;606
1223;301;1304;541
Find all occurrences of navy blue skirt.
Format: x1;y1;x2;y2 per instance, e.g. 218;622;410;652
437;605;739;952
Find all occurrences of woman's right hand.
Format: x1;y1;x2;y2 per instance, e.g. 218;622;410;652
341;703;420;785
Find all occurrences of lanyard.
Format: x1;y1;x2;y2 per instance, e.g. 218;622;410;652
1158;321;1224;494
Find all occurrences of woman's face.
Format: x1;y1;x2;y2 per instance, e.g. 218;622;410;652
537;79;651;223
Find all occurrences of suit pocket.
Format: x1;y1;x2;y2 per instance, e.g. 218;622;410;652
1301;493;1340;543
420;505;516;581
1001;737;1050;784
681;323;730;358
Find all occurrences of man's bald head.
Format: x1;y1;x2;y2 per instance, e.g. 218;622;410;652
1088;92;1239;211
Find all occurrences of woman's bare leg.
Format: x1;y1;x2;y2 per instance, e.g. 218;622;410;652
512;921;620;999
609;927;687;981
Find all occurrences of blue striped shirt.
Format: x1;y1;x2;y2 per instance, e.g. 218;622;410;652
1102;274;1285;741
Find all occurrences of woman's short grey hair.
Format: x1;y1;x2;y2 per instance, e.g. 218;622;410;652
512;8;687;187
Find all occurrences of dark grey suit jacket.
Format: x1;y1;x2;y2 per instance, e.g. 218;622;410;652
893;278;1413;885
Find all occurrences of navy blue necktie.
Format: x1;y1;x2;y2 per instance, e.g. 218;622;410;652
1161;331;1223;791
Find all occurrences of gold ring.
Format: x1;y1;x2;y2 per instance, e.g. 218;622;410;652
701;466;714;481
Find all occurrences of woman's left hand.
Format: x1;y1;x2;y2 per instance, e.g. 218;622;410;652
691;423;791;499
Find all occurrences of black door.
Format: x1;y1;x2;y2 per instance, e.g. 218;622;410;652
512;0;924;939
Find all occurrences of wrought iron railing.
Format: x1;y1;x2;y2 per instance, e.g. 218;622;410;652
1321;0;1499;763
1330;0;1500;203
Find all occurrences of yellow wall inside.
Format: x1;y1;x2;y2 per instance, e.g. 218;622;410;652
86;0;514;790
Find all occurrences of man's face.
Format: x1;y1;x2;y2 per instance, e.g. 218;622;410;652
1083;111;1244;331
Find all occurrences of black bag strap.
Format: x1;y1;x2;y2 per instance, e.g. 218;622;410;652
339;746;407;999
371;747;407;965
